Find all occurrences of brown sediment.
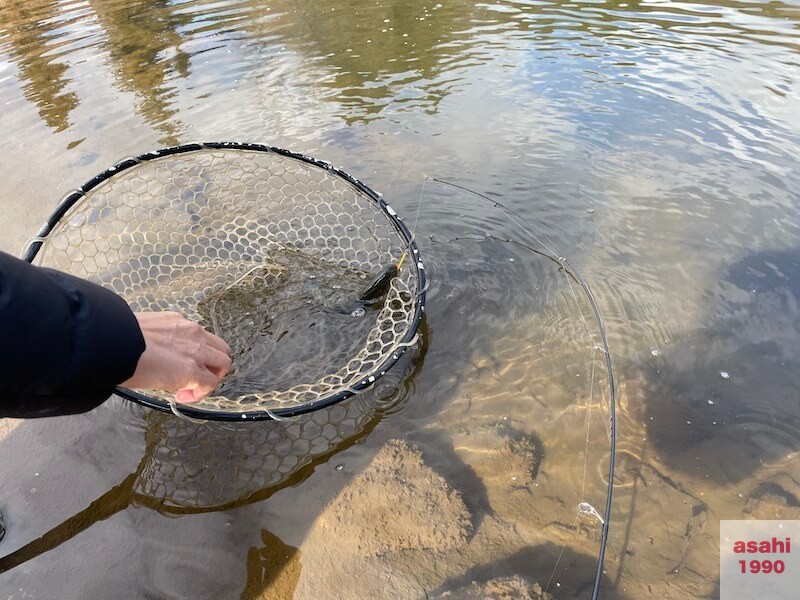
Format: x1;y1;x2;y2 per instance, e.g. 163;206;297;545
294;439;475;598
294;427;564;599
241;529;303;600
434;576;553;599
312;439;473;558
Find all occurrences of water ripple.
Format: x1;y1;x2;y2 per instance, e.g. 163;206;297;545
1;0;800;597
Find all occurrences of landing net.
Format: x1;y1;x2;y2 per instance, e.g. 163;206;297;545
23;142;426;421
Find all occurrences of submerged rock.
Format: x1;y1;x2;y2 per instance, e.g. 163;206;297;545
436;576;553;599
294;439;474;598
320;439;473;557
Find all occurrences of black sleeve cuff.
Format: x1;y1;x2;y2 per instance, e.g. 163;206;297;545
44;268;146;396
0;251;145;418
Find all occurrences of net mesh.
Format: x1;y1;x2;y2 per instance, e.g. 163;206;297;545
31;145;423;417
133;397;379;511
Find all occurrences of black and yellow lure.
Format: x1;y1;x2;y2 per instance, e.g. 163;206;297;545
358;251;406;304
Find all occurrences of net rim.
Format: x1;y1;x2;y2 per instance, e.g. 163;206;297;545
22;141;427;421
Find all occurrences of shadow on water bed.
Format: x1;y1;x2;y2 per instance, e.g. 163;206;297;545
639;248;800;485
242;529;303;600
0;341;423;597
0;402;381;567
598;249;800;598
407;424;545;538
430;542;625;600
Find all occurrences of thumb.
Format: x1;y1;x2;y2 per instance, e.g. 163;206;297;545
176;388;201;404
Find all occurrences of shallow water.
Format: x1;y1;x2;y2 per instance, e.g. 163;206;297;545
1;0;799;598
195;251;380;398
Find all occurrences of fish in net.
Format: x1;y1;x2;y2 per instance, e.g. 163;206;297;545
22;142;426;420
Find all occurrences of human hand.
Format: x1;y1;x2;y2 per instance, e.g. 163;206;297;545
122;312;232;403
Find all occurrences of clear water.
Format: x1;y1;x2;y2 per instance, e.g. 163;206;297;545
196;252;382;397
1;0;799;598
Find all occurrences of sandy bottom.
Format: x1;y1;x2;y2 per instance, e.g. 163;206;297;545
253;329;800;600
294;436;554;599
274;330;607;599
3;301;800;600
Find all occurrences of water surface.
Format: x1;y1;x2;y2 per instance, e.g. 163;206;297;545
1;0;800;597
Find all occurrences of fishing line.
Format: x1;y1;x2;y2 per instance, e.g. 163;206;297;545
544;514;580;594
429;177;617;600
414;176;427;234
582;357;598;500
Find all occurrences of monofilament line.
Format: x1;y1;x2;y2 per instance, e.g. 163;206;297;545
415;177;427;234
429;178;617;600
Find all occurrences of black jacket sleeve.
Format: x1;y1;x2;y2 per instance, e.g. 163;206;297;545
0;251;145;418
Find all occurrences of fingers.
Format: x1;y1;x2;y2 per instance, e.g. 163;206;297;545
178;315;231;357
176;367;220;403
201;344;233;379
130;310;234;405
176;344;231;404
203;330;232;355
176;388;199;404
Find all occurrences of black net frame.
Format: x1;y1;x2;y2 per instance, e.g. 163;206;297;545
21;142;426;421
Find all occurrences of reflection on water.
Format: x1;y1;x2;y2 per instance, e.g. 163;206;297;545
262;0;487;121
0;0;79;131
0;366;390;570
87;0;193;144
1;0;800;597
